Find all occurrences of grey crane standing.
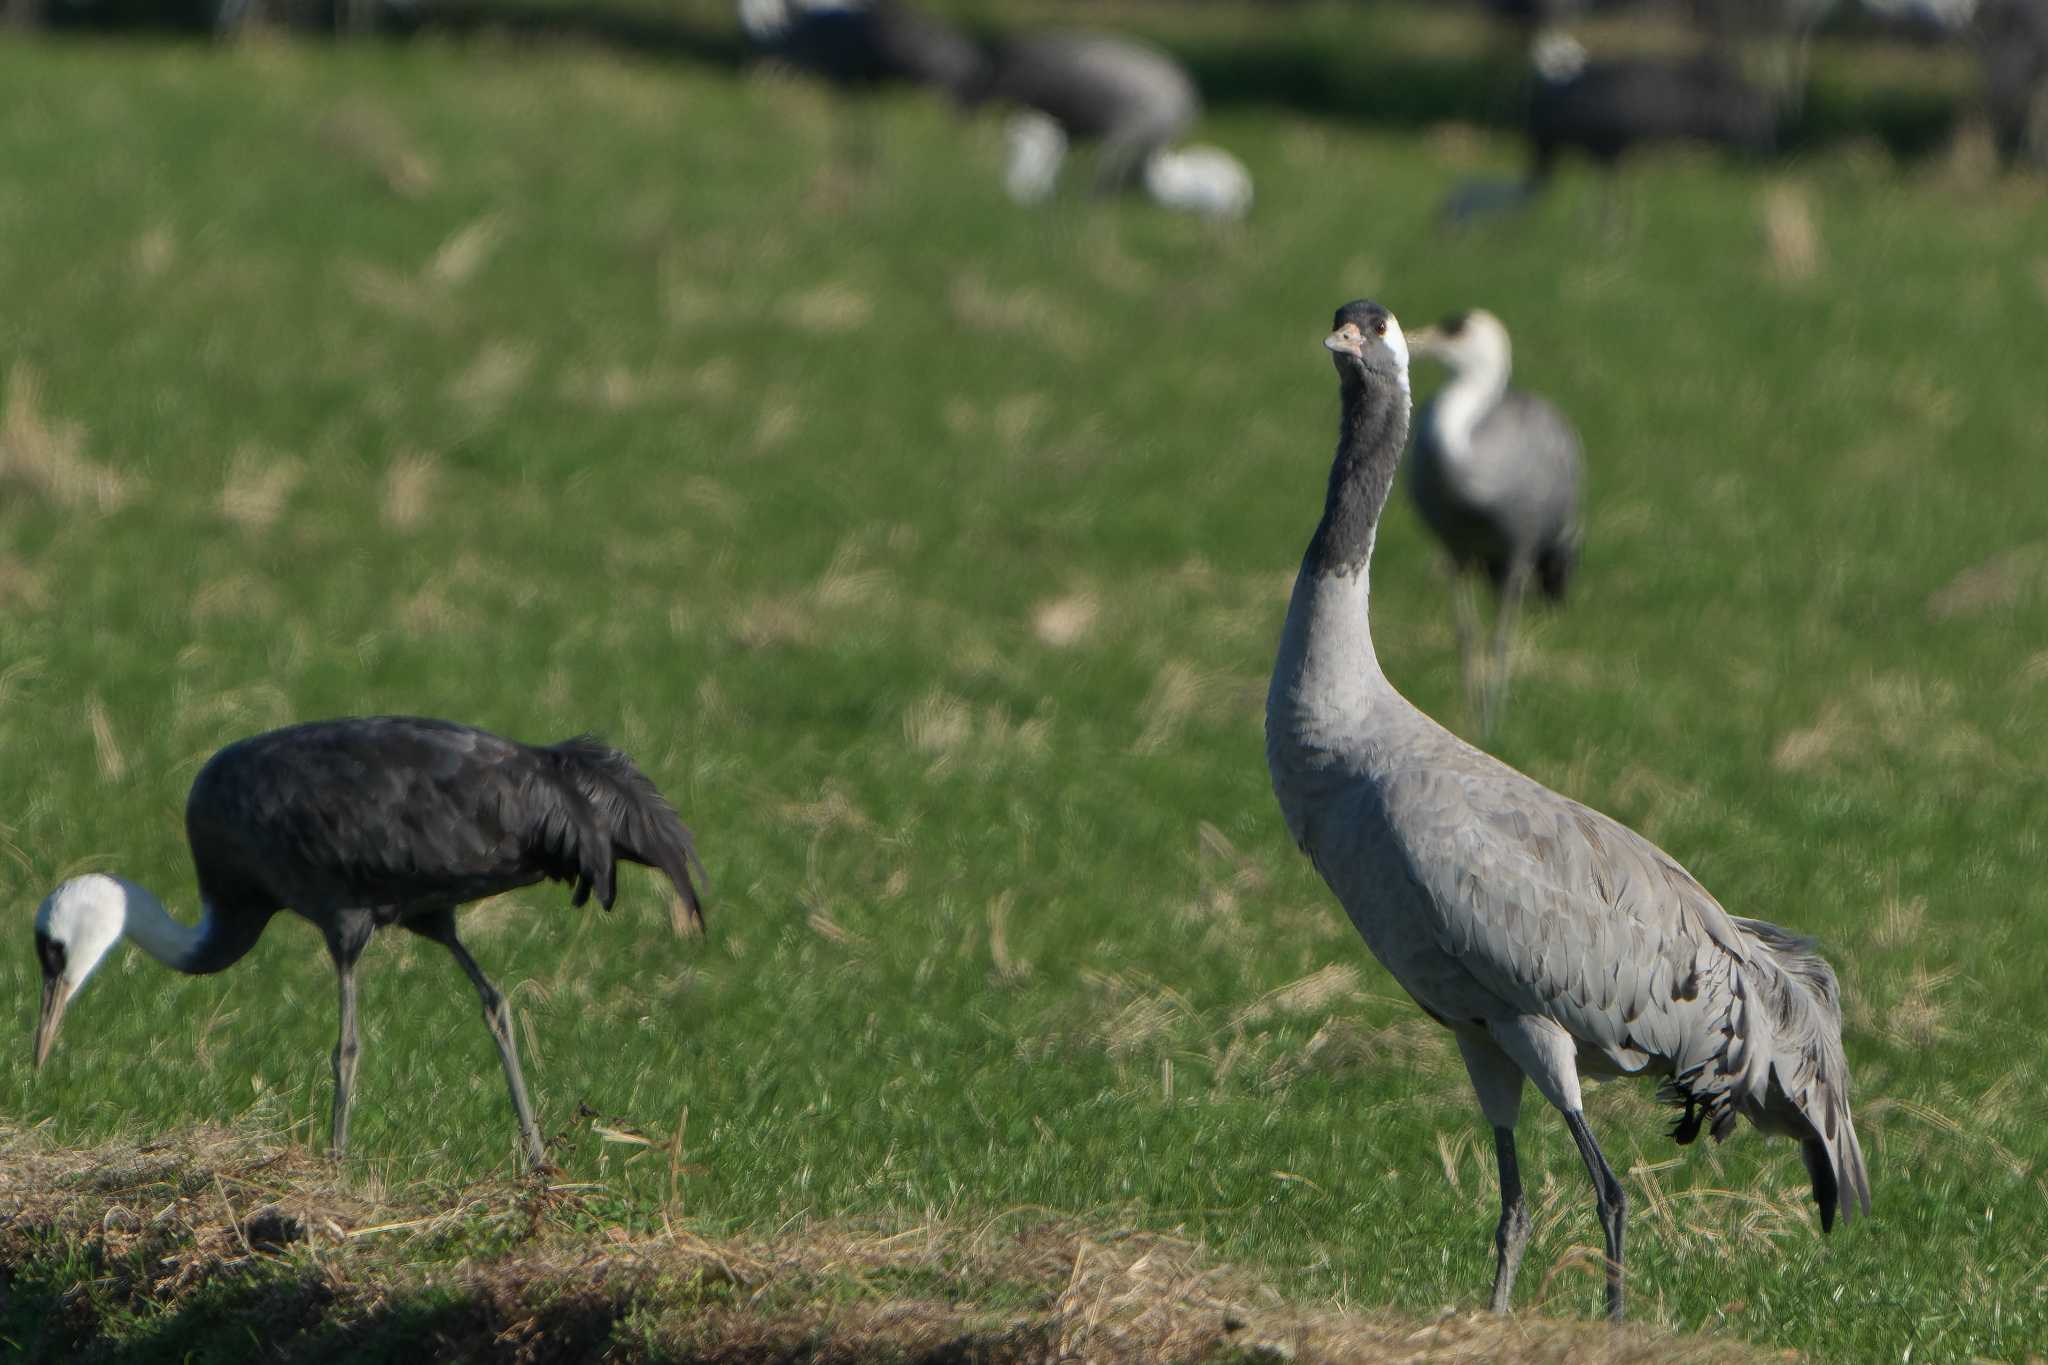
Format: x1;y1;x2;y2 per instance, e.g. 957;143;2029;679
1407;308;1583;737
1265;301;1868;1320
32;715;707;1170
966;29;1202;197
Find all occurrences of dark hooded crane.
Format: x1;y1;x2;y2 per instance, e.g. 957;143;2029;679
1446;33;1777;221
1265;301;1867;1320
32;715;707;1171
1975;0;2048;169
1406;308;1583;736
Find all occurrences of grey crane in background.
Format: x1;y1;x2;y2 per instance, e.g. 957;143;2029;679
32;715;707;1171
1266;300;1868;1321
967;29;1200;198
1407;308;1583;737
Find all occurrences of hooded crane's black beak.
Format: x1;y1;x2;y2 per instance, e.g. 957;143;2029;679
34;973;71;1071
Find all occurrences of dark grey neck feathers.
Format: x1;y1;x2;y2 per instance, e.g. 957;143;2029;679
1307;370;1410;577
181;904;278;976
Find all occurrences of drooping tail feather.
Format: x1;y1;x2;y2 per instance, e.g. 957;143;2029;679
545;737;709;932
1730;915;1870;1232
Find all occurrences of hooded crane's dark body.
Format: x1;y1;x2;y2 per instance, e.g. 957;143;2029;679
1527;49;1776;183
187;716;703;938
157;716;701;1167
1977;0;2048;169
1411;390;1582;603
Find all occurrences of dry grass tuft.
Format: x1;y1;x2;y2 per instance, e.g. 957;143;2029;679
1760;181;1823;283
1233;964;1364;1028
317;99;436;198
0;1122;1770;1364
1033;589;1099;648
448;340;537;412
427;215;502;286
131;224;177;280
218;446;303;533
779;282;873;330
85;692;128;783
380;449;441;531
0;551;48;608
0;365;132;512
948;271;1092;358
1925;543;2048;620
1772;672;2003;776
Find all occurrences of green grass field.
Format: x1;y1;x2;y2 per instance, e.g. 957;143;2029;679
2;13;2046;1361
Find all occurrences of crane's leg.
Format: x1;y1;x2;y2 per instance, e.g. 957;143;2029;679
323;921;372;1162
1564;1108;1628;1322
1488;1015;1623;1319
1446;565;1483;726
1456;1032;1531;1312
1482;563;1532;739
416;912;548;1171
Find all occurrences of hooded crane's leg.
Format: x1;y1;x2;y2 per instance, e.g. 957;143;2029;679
416;911;547;1170
1455;1033;1532;1312
1447;566;1484;726
1564;1108;1628;1321
1482;562;1532;739
323;919;372;1161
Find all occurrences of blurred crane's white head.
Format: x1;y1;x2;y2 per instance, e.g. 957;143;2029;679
33;874;132;1070
1003;112;1069;205
1531;31;1589;84
1406;309;1513;381
1143;144;1254;221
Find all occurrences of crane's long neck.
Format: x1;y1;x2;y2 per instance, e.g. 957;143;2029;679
115;878;266;976
1427;355;1509;467
1269;370;1412;753
1306;369;1410;580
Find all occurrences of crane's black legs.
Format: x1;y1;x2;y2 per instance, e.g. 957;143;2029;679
1488;1124;1534;1313
416;913;548;1171
324;922;371;1161
1563;1108;1627;1322
1456;1033;1531;1314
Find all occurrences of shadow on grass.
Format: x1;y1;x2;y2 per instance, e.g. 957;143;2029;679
0;1253;1060;1365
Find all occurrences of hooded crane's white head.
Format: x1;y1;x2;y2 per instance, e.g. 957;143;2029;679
33;874;132;1069
1406;308;1513;384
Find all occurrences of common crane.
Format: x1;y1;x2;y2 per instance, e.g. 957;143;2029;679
1264;300;1868;1320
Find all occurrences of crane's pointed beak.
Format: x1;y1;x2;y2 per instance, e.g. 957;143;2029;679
1406;324;1445;356
1324;328;1365;359
34;975;70;1071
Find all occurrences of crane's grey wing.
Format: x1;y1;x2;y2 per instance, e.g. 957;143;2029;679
1379;765;1752;1082
1380;764;1868;1226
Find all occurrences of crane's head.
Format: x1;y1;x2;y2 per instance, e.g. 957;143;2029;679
32;874;127;1071
1406;309;1512;382
1324;300;1409;392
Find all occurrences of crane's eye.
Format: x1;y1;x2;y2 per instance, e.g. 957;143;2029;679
1372;317;1388;336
